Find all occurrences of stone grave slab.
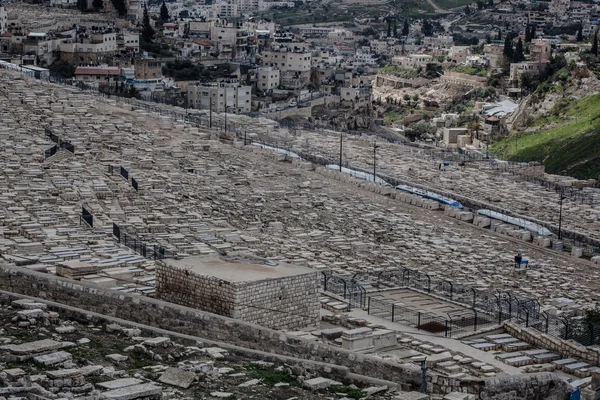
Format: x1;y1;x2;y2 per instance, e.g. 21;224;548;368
158;367;196;389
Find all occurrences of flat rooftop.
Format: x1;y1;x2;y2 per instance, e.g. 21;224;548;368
163;256;317;283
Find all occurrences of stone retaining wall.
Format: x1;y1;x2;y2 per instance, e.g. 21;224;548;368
0;263;572;399
505;322;600;365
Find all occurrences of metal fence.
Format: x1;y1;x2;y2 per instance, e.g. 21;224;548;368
112;223;175;260
320;272;366;309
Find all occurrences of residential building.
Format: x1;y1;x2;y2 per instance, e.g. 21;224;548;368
187;81;252;113
340;85;370;109
256;66;280;91
0;6;7;35
163;23;179;38
262;47;311;72
482;43;504;68
212;0;240;18
50;0;78;7
423;35;454;50
58;29;120;65
210;20;252;58
509;61;548;86
328;28;354;44
134;58;164;79
466;55;489;69
391;54;433;69
74;66;121;86
354;46;379;67
117;32;140;53
530;39;551;63
369;40;388;54
298;27;333;36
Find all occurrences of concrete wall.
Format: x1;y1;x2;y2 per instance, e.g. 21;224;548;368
0;264;572;399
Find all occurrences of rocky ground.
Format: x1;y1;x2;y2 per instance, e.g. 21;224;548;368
0;295;403;400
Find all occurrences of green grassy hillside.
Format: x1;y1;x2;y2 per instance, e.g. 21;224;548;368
491;93;600;180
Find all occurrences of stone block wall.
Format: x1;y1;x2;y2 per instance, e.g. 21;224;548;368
234;274;320;330
505;322;600;365
156;262;236;318
155;263;319;330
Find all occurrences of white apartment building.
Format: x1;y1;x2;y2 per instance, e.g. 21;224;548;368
509;61;547;86
188;81;251;113
0;6;7;35
258;0;294;10
212;0;239;18
354;46;378;66
119;32;140;53
256;67;280;91
391;54;433;69
50;0;77;7
261;48;311;72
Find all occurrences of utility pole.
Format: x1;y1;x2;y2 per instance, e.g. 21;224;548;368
558;188;565;240
339;130;343;172
373;140;380;182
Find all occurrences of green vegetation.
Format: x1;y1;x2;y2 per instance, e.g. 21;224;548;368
384;110;405;125
259;0;435;26
449;65;488;77
491;93;600;179
244;363;298;386
162;60;203;80
585;307;600;324
432;0;476;10
325;385;365;399
379;65;420;78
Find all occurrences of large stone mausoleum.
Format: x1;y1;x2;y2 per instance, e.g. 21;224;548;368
156;256;320;330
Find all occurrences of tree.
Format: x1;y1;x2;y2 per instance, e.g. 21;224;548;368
393;20;397;37
525;24;531;42
387;18;391;37
477;0;484;10
592;30;598;56
421;19;433;36
513;38;525;62
402;19;409;36
141;5;156;43
179;10;189;18
77;0;87;12
577;25;583;42
464;5;471;15
497;29;501;40
503;35;513;60
92;0;103;9
160;1;170;22
109;0;127;15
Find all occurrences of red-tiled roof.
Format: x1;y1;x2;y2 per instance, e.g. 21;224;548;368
0;32;14;37
193;40;214;47
75;67;120;76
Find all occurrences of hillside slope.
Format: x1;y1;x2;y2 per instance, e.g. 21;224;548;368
492;76;600;180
